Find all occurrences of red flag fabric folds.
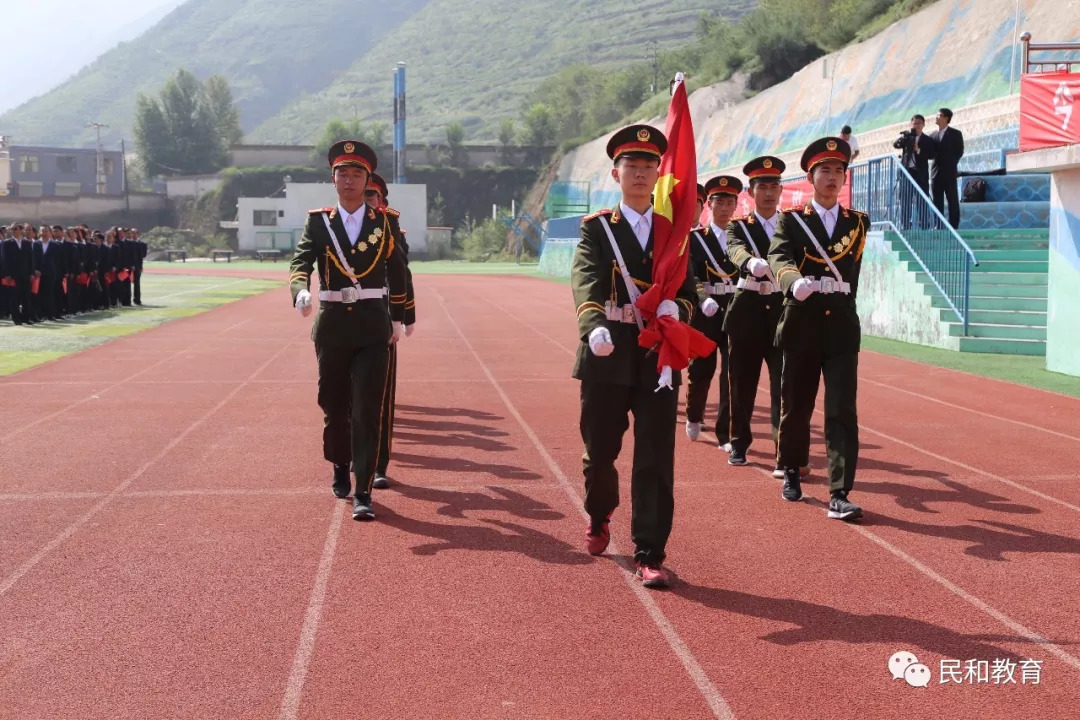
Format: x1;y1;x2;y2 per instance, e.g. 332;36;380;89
634;73;715;382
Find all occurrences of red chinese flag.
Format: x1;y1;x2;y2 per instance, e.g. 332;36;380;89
635;73;715;380
1019;71;1080;152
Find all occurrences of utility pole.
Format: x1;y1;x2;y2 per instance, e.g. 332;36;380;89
86;122;109;194
646;41;659;95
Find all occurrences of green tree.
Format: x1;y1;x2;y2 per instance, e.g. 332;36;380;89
446;121;466;166
520;103;556;146
134;68;238;176
204;74;244;148
498;118;516;164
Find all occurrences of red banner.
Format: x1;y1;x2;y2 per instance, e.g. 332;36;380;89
1019;71;1080;152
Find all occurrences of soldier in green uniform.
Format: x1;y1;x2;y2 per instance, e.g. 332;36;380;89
364;171;416;490
768;137;865;521
571;124;699;590
684;175;742;449
723;156;786;471
290;140;408;521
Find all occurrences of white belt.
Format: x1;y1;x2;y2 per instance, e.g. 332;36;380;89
737;278;780;295
704;282;738;296
318;287;387;304
805;276;852;295
605;302;638;324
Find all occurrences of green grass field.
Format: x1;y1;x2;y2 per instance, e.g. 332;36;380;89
0;275;279;376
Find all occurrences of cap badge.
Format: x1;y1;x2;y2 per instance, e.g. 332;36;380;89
763;159;773;168
826;140;838;151
637;128;650;142
344;142;355;154
719;178;728;186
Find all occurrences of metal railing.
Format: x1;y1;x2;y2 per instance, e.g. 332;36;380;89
849;154;979;334
1021;32;1080;74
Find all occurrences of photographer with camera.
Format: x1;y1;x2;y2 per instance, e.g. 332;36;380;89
893;114;935;229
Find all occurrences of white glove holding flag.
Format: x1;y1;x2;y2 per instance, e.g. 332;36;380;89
701;298;719;317
390;321;405;344
792;277;816;302
588;327;614;356
295;289;312;317
747;258;770;278
656;299;679;319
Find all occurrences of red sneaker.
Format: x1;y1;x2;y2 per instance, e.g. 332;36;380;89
635;562;670;589
585;514;611;556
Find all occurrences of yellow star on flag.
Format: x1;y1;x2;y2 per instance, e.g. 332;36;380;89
653;173;679;223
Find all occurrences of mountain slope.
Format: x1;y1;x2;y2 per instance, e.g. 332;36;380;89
0;0;427;147
252;0;734;143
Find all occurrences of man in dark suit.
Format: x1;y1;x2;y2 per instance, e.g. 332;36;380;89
289;140;408;521
132;227;147;306
3;223;36;324
893;114;936;229
931;107;964;229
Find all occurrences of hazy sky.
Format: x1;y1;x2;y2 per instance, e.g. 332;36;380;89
2;0;185;113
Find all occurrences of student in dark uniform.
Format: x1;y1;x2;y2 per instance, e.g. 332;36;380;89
289;140;408;521
723;157;786;471
4;223;36;325
684;175;742;449
571;124;698;589
768;137;866;521
132;228;147;306
32;225;61;321
364;171;416;490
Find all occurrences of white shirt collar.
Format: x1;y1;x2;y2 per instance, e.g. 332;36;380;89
338;204;365;223
811;199;839;219
754;211;778;229
620;202;653;230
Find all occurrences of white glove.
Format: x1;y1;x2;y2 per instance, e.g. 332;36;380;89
655;365;674;392
295;289;312;317
656;299;679;319
588;327;614;356
700;297;719;317
404;323;415;337
390;321;405;344
791;277;816;302
747;258;770;278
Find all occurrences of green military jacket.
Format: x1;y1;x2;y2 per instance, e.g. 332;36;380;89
688;225;739;342
767;203;868;356
290;204;407;347
571;207;698;387
723;213;784;338
384;207;416;326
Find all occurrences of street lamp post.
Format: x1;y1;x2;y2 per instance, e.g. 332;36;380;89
86;122;109;194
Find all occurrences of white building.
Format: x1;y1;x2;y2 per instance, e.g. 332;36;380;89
236;181;427;254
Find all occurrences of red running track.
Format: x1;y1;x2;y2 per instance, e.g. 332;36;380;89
2;274;1078;719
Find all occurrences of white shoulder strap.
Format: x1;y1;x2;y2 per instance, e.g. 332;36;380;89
693;231;732;285
599;216;644;330
735;220;777;283
321;213;361;288
791;211;844;283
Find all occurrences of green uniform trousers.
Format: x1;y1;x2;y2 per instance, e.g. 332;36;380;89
778;348;858;494
580;379;677;566
685;332;731;444
317;340;392;493
727;332;782;455
376;343;398;476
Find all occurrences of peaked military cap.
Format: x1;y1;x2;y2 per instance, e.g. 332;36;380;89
801;136;852;172
742;156;785;181
696;183;707;203
704;175;743;198
606;124;667;162
366;172;389;199
327;139;378;172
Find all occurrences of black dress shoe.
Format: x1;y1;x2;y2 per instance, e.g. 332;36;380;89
352;492;375;521
781;467;803;501
332;464;351;499
372;472;390;490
